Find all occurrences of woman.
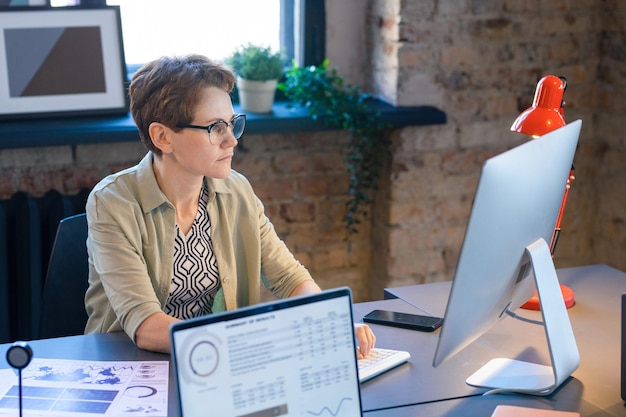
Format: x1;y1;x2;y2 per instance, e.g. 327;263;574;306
84;54;376;356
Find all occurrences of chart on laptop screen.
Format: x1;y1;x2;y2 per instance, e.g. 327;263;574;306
172;293;362;417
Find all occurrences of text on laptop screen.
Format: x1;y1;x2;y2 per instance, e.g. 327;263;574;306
171;289;362;417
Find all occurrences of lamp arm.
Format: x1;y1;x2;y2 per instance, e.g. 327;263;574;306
550;164;575;255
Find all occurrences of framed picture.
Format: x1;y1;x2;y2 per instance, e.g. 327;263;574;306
0;0;49;7
0;6;128;120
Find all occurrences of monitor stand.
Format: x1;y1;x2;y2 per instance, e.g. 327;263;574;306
465;238;580;395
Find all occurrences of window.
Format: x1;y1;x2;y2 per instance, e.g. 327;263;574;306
106;0;281;66
50;0;325;69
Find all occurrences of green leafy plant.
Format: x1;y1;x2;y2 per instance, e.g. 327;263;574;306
279;60;390;239
225;44;284;81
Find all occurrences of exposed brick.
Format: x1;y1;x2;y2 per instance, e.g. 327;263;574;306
469;17;514;38
317;223;349;247
369;0;624;294
280;201;315;223
503;0;540;13
282;224;318;251
437;0;470;16
75;142;145;165
298;176;330;198
63;167;103;193
439;44;479;67
310;150;345;174
0;146;72;168
327;175;351;196
233;153;272;177
311;247;348;271
441;151;477;175
252;177;296;202
471;0;504;15
272;152;309;175
539;14;592;35
318;198;348;224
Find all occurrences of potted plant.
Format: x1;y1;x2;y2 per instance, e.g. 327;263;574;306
225;44;284;113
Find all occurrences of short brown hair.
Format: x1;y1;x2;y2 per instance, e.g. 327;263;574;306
129;54;236;154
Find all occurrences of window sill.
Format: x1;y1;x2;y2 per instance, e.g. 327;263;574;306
0;99;446;150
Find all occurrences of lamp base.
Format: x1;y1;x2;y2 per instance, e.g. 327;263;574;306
521;284;575;310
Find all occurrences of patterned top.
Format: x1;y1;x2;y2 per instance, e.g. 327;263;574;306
164;181;221;319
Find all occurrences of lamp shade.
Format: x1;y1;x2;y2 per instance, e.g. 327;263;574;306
510;75;566;136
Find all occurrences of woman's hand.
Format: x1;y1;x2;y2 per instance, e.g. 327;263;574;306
354;322;376;359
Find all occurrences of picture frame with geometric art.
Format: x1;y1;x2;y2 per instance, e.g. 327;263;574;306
0;6;128;120
0;0;48;7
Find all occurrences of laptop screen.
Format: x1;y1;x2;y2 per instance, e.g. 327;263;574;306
170;287;363;417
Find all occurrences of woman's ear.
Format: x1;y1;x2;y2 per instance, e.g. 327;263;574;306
148;122;173;154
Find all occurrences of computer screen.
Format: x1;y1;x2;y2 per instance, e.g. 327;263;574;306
433;120;582;395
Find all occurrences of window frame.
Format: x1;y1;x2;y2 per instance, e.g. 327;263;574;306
295;0;326;67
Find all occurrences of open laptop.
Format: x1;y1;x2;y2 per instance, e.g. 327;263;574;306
170;287;364;417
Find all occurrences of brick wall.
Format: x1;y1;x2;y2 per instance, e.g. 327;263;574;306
366;0;626;293
592;5;626;270
0;130;375;302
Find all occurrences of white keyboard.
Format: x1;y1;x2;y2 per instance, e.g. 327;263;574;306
357;347;411;383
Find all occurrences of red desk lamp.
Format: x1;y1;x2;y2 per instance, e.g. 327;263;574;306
510;75;576;310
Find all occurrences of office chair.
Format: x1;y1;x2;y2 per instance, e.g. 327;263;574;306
38;213;89;339
0;203;9;343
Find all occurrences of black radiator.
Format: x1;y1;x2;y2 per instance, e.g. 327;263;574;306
0;189;89;343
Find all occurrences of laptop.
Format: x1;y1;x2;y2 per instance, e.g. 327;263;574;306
170;287;364;417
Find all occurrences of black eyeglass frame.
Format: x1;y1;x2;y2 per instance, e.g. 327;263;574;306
176;113;246;143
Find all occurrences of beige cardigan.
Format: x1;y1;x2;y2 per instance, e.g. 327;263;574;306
84;152;313;341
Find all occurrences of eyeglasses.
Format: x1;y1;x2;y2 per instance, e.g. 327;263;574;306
176;114;246;145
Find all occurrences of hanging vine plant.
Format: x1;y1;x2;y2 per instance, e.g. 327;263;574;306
278;60;391;240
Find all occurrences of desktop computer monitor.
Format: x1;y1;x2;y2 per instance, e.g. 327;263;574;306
433;120;582;396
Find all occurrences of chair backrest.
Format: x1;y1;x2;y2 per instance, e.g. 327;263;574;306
0;203;8;343
38;213;89;339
